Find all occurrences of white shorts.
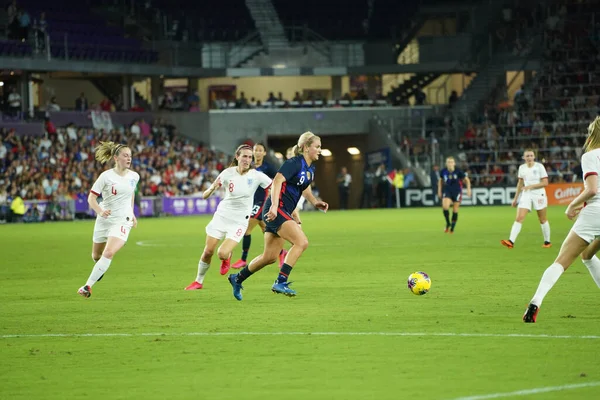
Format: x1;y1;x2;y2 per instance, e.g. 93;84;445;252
205;214;247;243
571;206;600;243
93;217;133;243
518;192;547;211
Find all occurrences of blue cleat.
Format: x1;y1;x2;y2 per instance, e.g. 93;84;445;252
271;281;296;297
228;274;243;301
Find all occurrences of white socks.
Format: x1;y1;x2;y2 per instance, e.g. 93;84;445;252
508;221;551;243
85;256;112;287
196;260;210;284
509;222;522;243
582;256;600;288
541;221;551;243
530;263;564;306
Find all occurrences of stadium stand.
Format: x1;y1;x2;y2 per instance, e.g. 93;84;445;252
146;0;255;41
2;0;158;63
272;0;419;40
0;119;230;211
459;0;599;186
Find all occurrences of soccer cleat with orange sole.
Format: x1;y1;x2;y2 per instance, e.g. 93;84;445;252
542;241;552;248
220;257;232;275
500;239;514;249
231;259;247;269
523;303;539;323
184;281;203;290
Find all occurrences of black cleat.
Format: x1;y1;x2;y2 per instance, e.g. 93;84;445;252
523;303;539;323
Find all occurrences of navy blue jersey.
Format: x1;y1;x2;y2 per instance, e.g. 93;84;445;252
264;156;315;214
252;161;277;205
441;168;466;192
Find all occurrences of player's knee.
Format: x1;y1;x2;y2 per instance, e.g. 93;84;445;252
265;254;278;265
102;249;115;259
515;215;525;223
538;217;547;224
217;248;230;260
91;253;101;262
203;248;215;259
297;238;309;252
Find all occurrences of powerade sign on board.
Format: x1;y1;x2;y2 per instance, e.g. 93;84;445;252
404;187;518;207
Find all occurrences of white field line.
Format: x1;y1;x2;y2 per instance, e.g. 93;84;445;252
448;381;600;400
1;331;600;339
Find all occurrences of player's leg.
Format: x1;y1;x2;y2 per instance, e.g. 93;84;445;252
535;196;551;247
229;232;284;300
524;230;589;322
185;235;220;290
79;235;127;298
270;220;309;296
580;239;600;288
450;196;461;233
233;218;259;269
442;197;452;232
91;241;106;280
502;207;528;248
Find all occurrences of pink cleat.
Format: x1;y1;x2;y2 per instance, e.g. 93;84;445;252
220;257;231;275
184;281;203;290
279;249;288;268
231;259;247;269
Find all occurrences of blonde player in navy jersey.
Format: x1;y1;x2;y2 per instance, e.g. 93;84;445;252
501;149;551;249
184;144;272;290
78;142;140;298
228;132;329;300
524;117;600;323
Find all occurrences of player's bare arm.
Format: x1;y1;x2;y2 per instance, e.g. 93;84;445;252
202;176;222;200
512;178;524;207
302;185;328;212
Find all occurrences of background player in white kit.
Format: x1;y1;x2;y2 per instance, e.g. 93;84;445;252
185;144;272;290
78;142;140;298
523;117;600;323
501;149;551;249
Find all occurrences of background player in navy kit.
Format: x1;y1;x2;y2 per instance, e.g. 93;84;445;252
438;156;471;233
231;143;279;270
228;132;329;300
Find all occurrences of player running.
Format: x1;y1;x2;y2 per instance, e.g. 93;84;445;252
228;132;329;300
184;144;272;290
501;149;551;249
523;116;600;323
78;142;140;298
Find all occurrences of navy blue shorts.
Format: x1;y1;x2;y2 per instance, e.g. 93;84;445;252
264;209;293;235
443;190;462;203
250;201;265;221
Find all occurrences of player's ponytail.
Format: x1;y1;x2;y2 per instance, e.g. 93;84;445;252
584;116;600;153
95;141;128;164
229;144;253;167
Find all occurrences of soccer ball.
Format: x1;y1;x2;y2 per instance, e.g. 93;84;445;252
407;271;431;295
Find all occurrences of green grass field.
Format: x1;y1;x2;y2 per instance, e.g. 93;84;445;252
1;206;600;400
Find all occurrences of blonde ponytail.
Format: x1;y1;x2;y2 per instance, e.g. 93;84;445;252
584;116;600;153
95;141;128;164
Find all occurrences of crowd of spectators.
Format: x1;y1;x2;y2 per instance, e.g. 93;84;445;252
0;118;231;222
459;0;600;187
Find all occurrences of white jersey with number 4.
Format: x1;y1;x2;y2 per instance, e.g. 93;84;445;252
215;167;272;222
518;162;548;196
90;169;140;220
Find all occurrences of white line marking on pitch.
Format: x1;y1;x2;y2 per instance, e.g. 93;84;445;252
1;332;600;339
448;381;600;400
135;240;183;247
